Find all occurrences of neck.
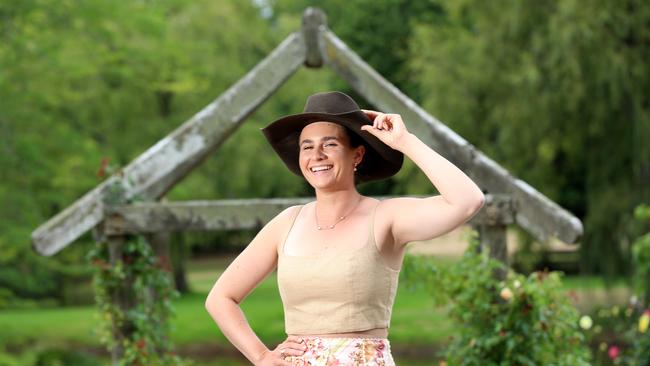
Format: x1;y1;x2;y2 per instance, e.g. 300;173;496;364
314;188;362;218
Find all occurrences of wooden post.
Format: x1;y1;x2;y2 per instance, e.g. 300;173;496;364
302;7;326;68
148;231;171;272
471;194;514;279
102;198;178;362
475;225;508;265
171;232;190;293
146;230;173;353
474;223;508;280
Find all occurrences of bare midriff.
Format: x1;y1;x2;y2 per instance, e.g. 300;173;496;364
290;327;388;339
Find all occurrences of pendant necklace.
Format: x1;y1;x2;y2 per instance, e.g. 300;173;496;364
315;196;363;230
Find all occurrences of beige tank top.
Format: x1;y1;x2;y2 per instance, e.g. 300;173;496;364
277;204;400;335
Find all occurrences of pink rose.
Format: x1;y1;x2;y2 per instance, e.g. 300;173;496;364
608;345;619;360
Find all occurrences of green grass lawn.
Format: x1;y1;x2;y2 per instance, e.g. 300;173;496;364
0;255;452;364
0;255;633;365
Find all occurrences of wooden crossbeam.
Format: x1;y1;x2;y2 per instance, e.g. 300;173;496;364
102;196;514;235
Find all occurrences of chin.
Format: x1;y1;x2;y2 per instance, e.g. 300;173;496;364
306;178;334;190
303;173;336;190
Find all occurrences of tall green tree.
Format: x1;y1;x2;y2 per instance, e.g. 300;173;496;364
407;0;650;274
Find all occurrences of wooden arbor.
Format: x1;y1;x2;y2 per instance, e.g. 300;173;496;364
31;7;582;364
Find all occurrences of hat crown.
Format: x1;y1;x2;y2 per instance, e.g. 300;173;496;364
303;91;360;114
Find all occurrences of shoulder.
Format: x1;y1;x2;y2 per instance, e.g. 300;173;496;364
242;204;306;253
372;196;420;236
265;204;305;233
280;204;305;222
373;196;413;218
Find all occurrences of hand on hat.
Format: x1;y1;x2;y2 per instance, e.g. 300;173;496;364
360;110;410;151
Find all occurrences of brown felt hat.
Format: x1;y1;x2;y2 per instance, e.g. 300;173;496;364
261;91;403;182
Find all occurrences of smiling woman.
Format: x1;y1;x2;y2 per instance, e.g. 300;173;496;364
205;91;485;365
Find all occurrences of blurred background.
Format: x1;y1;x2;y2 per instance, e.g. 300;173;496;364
0;0;648;365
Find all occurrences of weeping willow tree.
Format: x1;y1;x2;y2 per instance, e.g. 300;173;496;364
406;0;649;275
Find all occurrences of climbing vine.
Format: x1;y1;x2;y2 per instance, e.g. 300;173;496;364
87;172;188;365
88;236;187;365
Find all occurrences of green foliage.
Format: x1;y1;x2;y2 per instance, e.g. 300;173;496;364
34;347;103;366
88;236;187;366
403;232;591;365
0;344;105;366
579;205;650;363
407;0;650;275
632;204;650;303
579;303;650;365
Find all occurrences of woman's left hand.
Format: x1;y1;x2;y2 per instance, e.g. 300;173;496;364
360;110;411;151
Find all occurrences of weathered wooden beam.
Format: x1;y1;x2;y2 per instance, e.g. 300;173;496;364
321;30;583;245
103;195;512;235
32;32;307;256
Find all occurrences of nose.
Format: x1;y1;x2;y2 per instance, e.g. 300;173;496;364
314;146;327;160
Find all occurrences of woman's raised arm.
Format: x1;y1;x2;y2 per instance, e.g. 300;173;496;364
361;111;485;247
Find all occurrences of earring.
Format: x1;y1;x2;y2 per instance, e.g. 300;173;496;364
354;163;358;172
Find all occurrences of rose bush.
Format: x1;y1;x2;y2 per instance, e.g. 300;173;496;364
580;204;650;365
402;231;591;365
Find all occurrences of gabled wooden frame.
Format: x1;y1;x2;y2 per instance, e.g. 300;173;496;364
32;8;581;257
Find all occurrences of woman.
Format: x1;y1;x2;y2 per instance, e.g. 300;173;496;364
205;91;485;365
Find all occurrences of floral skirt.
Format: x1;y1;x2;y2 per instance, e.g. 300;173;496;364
285;337;395;366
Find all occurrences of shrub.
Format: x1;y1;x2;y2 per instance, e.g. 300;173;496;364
578;302;649;365
402;231;591;365
580;204;650;365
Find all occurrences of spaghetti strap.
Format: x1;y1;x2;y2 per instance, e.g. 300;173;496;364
279;205;304;256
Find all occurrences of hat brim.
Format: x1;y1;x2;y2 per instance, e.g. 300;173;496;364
261;110;403;182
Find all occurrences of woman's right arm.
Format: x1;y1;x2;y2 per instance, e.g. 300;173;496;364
204;206;303;365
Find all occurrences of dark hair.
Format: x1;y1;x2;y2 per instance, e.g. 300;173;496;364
343;126;364;148
342;127;367;184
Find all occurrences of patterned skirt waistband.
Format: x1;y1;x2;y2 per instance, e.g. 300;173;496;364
285;337;395;366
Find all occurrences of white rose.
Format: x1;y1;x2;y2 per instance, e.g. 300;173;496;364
579;315;593;330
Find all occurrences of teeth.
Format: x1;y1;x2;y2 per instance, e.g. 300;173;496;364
310;165;332;172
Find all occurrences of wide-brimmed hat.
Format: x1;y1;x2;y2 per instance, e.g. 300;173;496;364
261;91;403;182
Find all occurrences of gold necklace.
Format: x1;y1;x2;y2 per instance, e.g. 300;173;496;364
315;196;363;230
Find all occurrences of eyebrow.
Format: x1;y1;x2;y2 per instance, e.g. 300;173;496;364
299;136;340;145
